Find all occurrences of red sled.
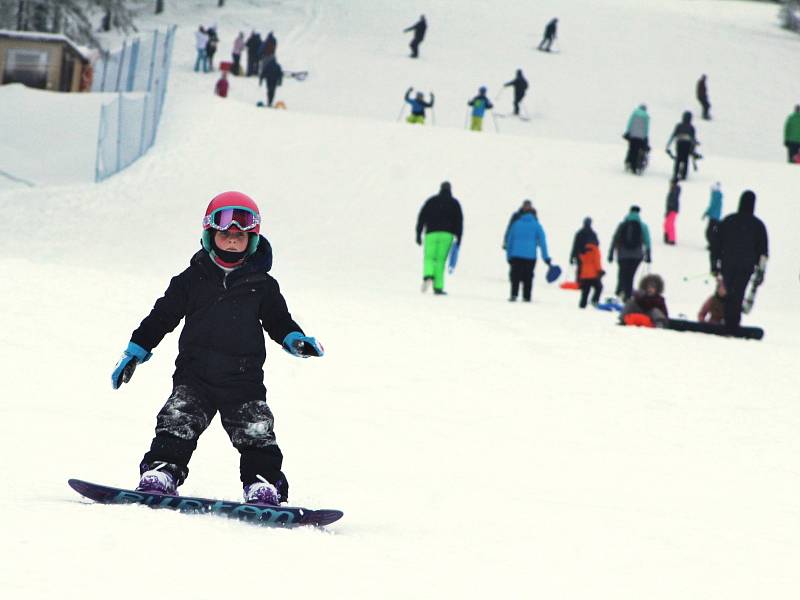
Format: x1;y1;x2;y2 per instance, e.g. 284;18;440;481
219;61;232;72
559;281;580;290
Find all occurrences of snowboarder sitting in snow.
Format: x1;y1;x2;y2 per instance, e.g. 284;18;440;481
620;274;669;328
538;18;558;52
577;241;604;309
468;86;494;131
404;87;434;124
697;278;726;324
110;191;324;506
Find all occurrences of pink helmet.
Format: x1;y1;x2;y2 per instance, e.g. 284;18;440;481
201;191;261;256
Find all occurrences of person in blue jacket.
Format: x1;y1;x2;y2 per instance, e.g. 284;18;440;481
468;86;494;131
404;87;434;124
504;202;552;302
704;182;723;272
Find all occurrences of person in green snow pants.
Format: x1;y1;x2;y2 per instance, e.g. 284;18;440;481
416;181;464;295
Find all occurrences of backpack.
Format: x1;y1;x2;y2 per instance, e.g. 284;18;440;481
620;220;642;250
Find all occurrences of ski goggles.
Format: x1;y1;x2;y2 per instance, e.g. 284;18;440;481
203;207;260;231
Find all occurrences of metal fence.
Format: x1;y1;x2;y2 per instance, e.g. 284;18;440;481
94;26;176;182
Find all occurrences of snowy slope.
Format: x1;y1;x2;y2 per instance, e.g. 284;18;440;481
1;1;800;599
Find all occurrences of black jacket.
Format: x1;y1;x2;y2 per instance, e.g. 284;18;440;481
260;58;283;86
504;73;528;98
416;191;463;243
405;18;427;42
246;33;262;55
666;185;680;213
130;237;302;388
570;225;599;262
715;196;768;271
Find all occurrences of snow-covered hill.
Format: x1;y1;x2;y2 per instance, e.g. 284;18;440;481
1;2;799;599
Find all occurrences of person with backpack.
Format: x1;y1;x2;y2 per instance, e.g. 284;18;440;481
245;31;262;77
503;202;552;302
468;87;494;131
404;88;434;124
711;190;769;332
577;241;604;309
538;18;558;52
623;104;650;174
569;217;599;281
696;75;711;120
703;182;723;272
608;205;652;301
663;179;680;245
503;69;529;117
784;105;800;163
666;111;700;181
404;15;427;58
416;182;463;295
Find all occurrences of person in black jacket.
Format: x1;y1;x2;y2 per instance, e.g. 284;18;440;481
666;111;699;181
696;75;711;120
570;217;599;279
205;26;219;71
245;31;262;76
110;192;323;506
259;56;283;107
712;190;769;331
416;181;463;294
404;15;427;58
538;18;558;52
504;69;529;116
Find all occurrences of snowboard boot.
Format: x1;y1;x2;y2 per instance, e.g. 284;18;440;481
244;476;280;505
421;276;433;292
433;288;447;295
136;462;178;495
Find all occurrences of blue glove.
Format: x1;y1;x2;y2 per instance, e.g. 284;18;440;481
282;332;324;358
111;342;152;389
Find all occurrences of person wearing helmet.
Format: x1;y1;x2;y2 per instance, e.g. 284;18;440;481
467;86;494;131
110;191;324;507
404;87;434;124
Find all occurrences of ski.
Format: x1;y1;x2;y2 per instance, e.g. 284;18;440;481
68;479;343;527
666;319;763;340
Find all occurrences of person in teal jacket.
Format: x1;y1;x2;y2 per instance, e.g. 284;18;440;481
784;105;800;163
704;182;723;271
504;203;552;301
624;104;650;173
608;206;651;300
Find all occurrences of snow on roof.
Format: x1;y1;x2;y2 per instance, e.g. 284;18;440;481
0;29;89;61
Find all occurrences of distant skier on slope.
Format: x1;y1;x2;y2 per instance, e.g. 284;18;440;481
538;18;558;52
696;74;711;120
404;15;427;58
404;88;434;124
503;69;529;116
416;181;463;295
623;104;650;174
467;86;494;131
608;205;652;301
503;202;552;302
666;111;700;181
110;191;324;505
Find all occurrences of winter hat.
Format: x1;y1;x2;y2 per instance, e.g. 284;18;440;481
521;199;533;210
479;86;487;94
682;110;692;123
440;181;451;193
738;190;756;215
630;205;641;213
583;217;592;227
638;274;664;295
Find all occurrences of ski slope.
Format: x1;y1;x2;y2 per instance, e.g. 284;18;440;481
1;1;799;599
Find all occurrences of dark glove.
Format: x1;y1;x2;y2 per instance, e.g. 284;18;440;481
544;257;552;266
111;342;152;389
569;256;576;265
607;254;614;263
416;234;422;246
644;251;652;264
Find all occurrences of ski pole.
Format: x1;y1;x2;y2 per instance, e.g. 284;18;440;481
492;112;499;133
397;102;406;122
431;107;436;126
464;107;471;129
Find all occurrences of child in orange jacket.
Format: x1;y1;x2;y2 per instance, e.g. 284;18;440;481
578;242;604;308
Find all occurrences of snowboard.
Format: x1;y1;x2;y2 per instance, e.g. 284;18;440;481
666;319;764;340
68;479;343;527
742;270;763;314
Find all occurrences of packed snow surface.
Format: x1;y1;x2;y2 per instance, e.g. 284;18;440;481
1;1;799;599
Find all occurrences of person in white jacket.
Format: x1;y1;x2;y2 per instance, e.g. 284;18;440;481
194;26;209;73
232;32;245;75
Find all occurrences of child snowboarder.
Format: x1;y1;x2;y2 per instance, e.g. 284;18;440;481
698;278;726;324
577;241;604;308
404;87;434;124
111;191;324;505
503;202;552;302
416;181;463;295
620;274;669;328
468;87;494;131
214;70;229;97
663;179;680;245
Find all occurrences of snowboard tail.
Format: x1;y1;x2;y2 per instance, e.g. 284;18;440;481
68;479;343;527
666;319;763;340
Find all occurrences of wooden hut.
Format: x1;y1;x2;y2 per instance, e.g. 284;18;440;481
0;30;90;92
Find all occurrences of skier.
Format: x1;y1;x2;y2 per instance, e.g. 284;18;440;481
698;278;727;324
569;217;599;280
711;190;769;332
696;74;711;120
416;181;463;295
784;105;800;163
231;31;245;76
403;15;427;58
110;191;324;505
538;18;558;52
577;241;604;309
194;25;209;73
259;55;283;107
404;88;434;124
245;31;262;76
608;205;652;301
620;274;669;328
467;86;494;131
205;26;219;71
703;182;723;272
503;202;552;302
623;104;650;174
663;179;680;245
666;111;700;181
503;69;529;116
214;70;229;98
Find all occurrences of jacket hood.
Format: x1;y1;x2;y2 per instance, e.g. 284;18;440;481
738;190;756;215
638;273;664;295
